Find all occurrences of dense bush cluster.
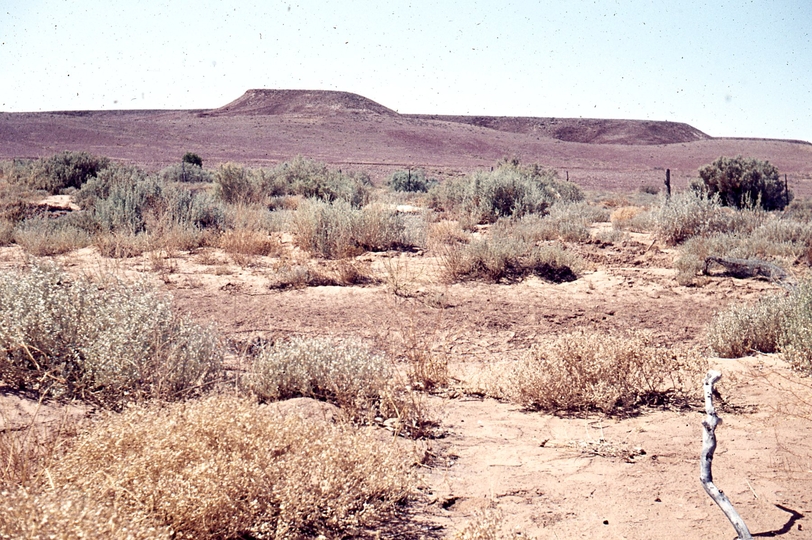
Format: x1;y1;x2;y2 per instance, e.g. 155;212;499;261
696;155;792;211
0;151;111;193
215;156;371;206
428;160;583;228
387;169;436;192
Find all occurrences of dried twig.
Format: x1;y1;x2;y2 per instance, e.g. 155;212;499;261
700;370;752;539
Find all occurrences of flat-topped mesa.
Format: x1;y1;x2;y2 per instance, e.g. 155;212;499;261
201;89;399;117
407;115;712;145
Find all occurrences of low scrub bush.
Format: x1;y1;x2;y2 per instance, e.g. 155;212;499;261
12;217;91;255
429;161;583;227
655;190;762;245
707;294;788;357
246;337;429;434
293;199;411;258
708;281;812;373
16;151;110;193
511;331;705;412
697;155;792;210
440;236;581;284
495;202;609;243
37;395;416;539
160;162;214;183
388;169;436;192
0;264;222;406
215;157;371;206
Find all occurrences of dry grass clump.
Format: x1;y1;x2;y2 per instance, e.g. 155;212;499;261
245;337;431;435
453;508;507;540
0;486;171;540
440;236;581;284
0;264;222;406
611;205;652;231
41;395;416;539
510;331;705;413
12;217;91;255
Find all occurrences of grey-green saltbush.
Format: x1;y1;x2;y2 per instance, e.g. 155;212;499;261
0;264;222;405
292;199;411;258
428;165;583;227
708;281;812;374
245;337;422;429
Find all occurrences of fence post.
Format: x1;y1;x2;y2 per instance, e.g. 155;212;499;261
665;169;672;200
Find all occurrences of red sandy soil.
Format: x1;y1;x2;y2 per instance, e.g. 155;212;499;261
1;226;810;539
2;89;812;195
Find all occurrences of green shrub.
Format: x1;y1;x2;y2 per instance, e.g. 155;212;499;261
655;190;762;245
708;281;812;374
0;264;223;406
214;157;371;207
160;162;214;183
214;162;263;204
388;169;435;192
778;282;812;373
25;151;110;193
429;162;582;227
181;152;203;167
707;294;788;357
697;155;792;210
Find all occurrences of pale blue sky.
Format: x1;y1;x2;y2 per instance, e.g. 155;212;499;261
2;1;810;141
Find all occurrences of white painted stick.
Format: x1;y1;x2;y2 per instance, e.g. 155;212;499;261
700;370;752;540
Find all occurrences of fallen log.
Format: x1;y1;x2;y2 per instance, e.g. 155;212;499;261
703;256;788;283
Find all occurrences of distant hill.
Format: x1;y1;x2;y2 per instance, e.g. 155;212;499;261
1;89;810;194
406;115;710;145
202;89;398;117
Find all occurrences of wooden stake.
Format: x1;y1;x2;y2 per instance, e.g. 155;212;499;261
700;371;752;540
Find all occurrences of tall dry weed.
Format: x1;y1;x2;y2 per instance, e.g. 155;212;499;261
510;330;705;413
45;395;416;539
